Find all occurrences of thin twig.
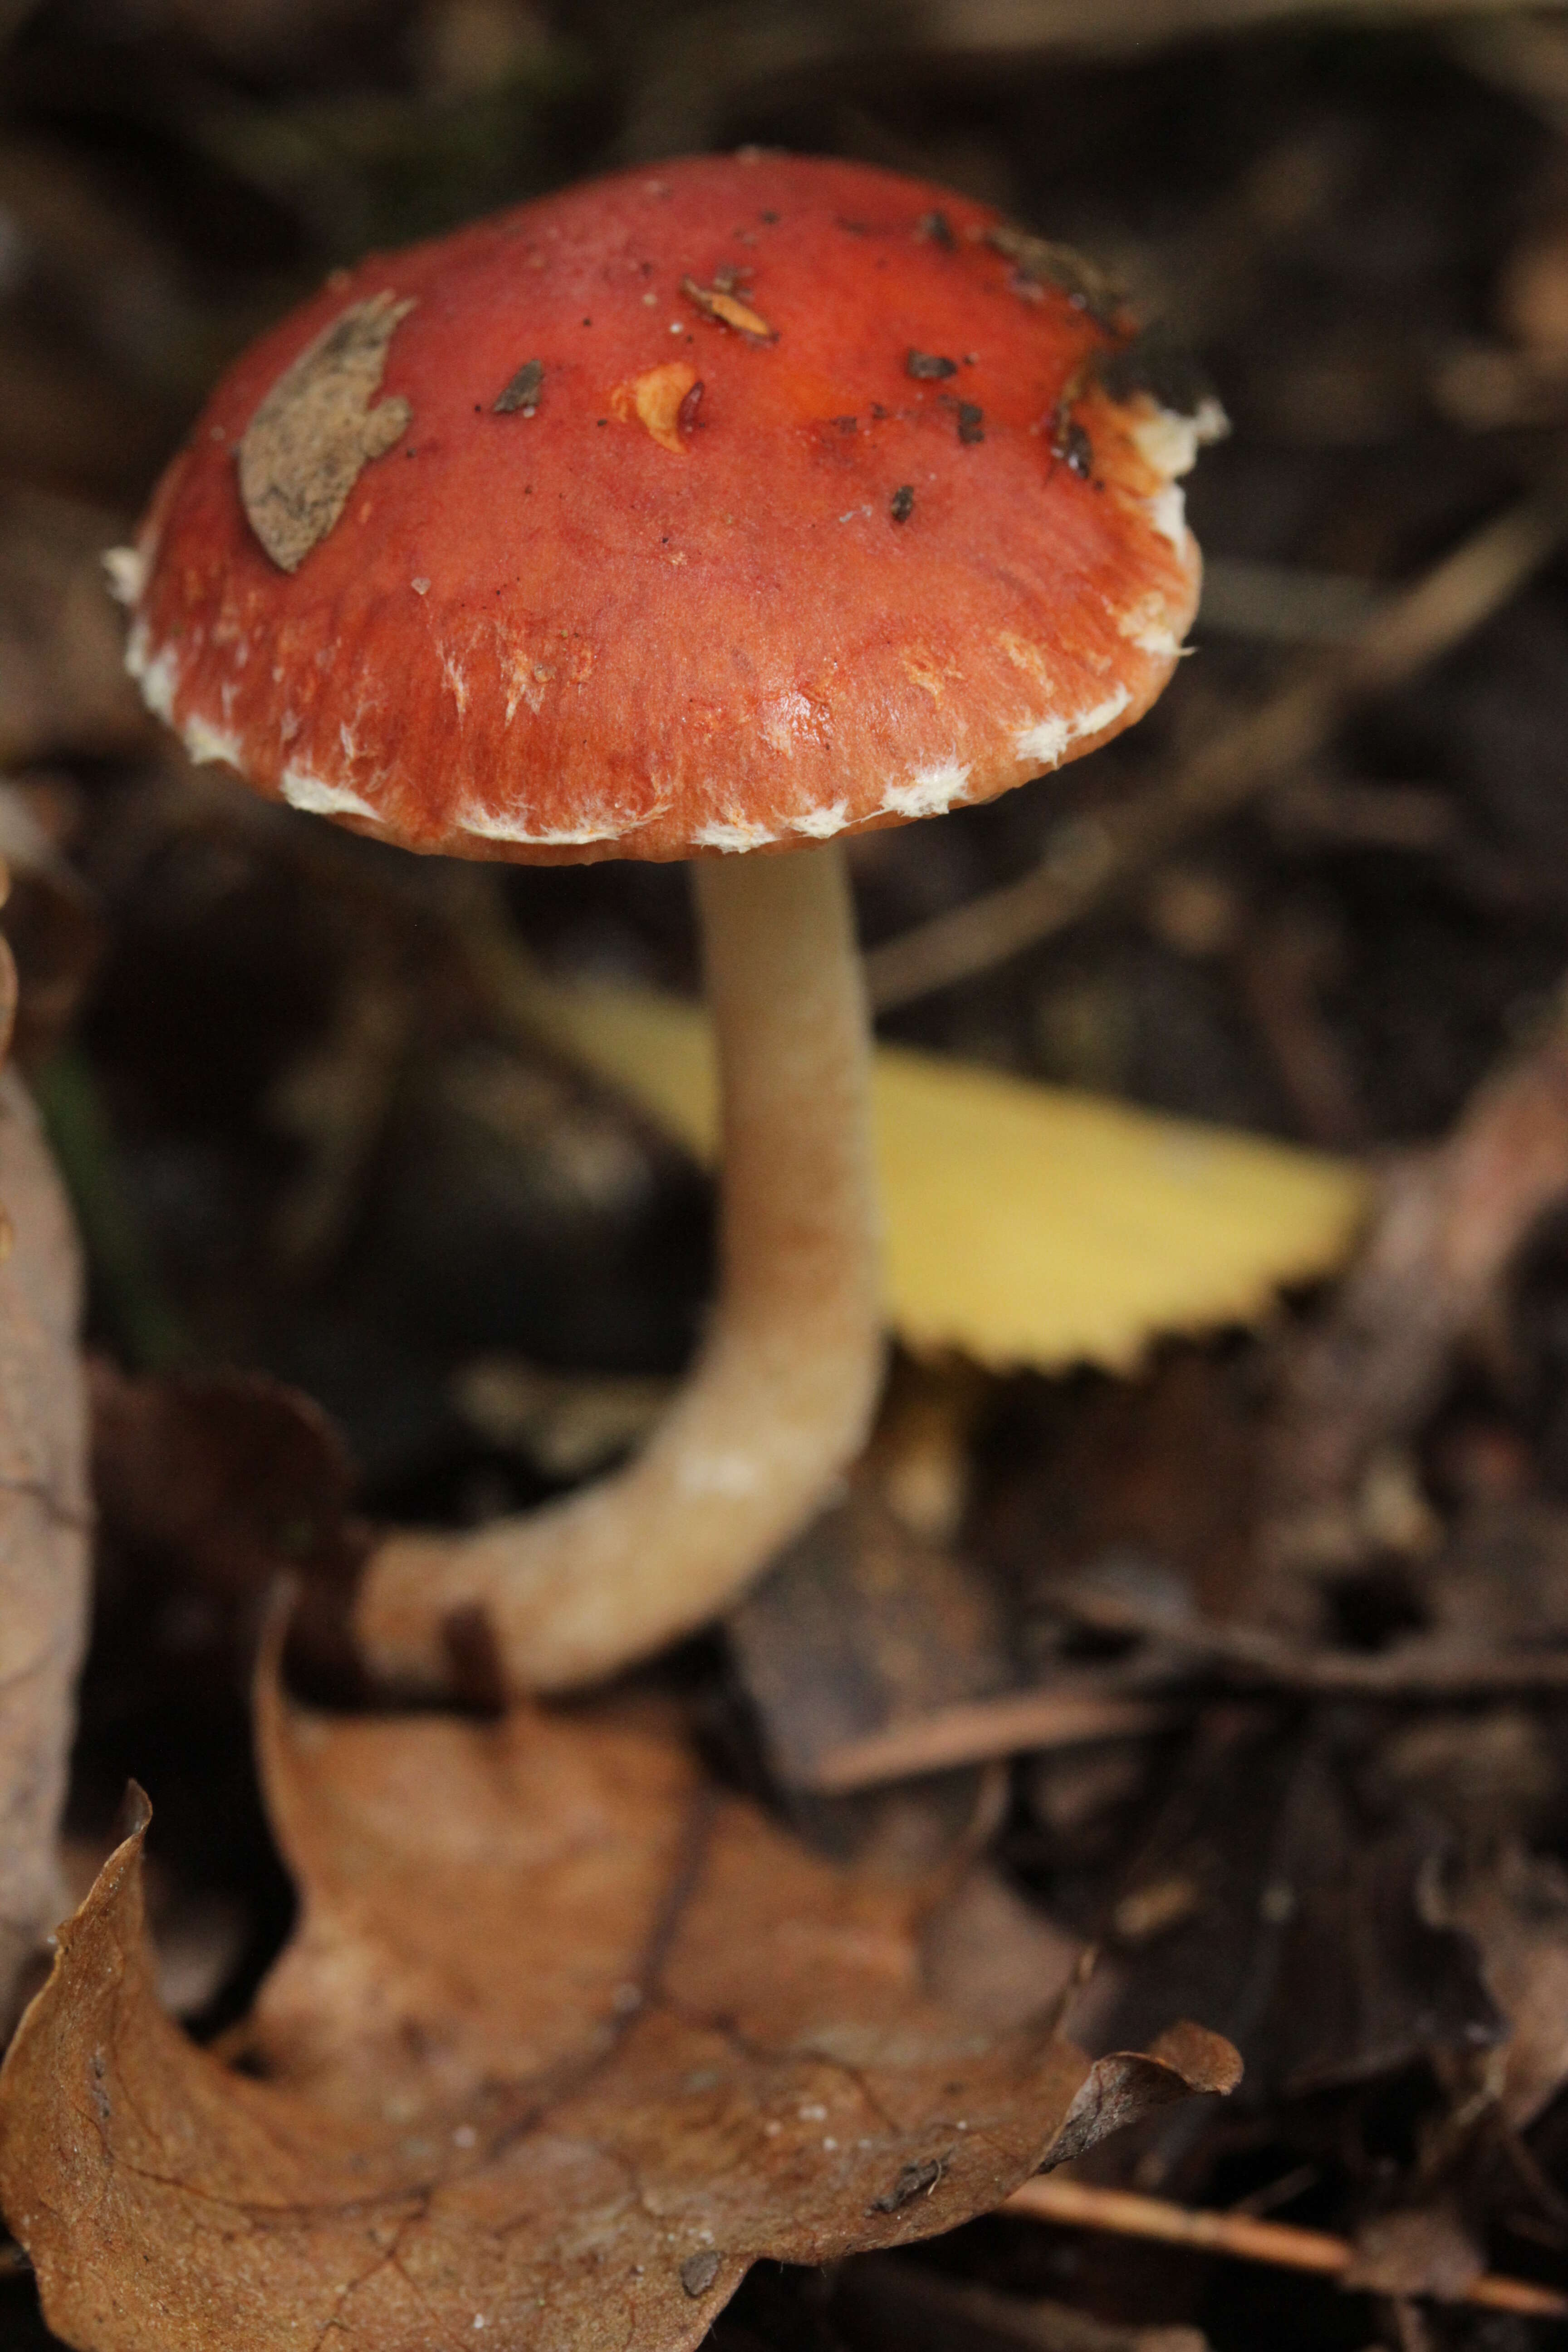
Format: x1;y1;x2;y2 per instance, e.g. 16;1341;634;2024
804;1690;1178;1792
867;486;1568;1012
1063;1588;1568;1696
1004;2176;1568;2320
808;1615;1568;1792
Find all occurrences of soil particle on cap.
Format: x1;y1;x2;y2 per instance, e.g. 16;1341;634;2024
956;401;985;445
906;349;957;381
680;2251;721;2298
918;209;956;248
833;415;858;433
681;275;775;341
493;358;544;414
890;484;915;523
237;289;415;573
984;222;1126;329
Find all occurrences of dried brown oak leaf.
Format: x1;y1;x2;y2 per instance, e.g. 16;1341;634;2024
0;1059;90;2033
237;292;415;573
0;1643;1236;2352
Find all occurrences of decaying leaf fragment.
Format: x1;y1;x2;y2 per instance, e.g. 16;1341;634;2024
610;362;701;455
237;291;415;573
0;1059;90;2032
680;276;775;341
0;1639;1237;2352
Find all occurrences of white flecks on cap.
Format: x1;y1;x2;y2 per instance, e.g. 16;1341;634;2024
501;651;550;726
279;765;383;822
692;817;779;853
1014;710;1071;767
1015;683;1132;771
124;618;179;724
456;800;627;846
102;545;145;608
1133;395;1232;487
1072;686;1133;739
1129;396;1228;483
790;799;852;839
878;759;972;821
441;651;470;717
1127;394;1226;555
182;712;244;769
1146;480;1189;554
1118;591;1185;662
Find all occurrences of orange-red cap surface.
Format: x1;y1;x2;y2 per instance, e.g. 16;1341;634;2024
115;152;1215;864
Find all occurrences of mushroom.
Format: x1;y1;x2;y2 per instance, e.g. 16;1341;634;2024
109;153;1221;1697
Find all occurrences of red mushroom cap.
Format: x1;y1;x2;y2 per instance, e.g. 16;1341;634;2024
114;152;1216;864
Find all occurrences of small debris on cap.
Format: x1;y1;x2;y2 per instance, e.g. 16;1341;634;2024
681;275;775;342
956;401;985;445
493;358;544;414
906;349;957;381
679;2251;721;2298
917;209;956;248
610;361;701;455
890;484;915;523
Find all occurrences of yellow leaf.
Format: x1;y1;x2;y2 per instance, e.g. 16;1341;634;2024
531;979;1370;1373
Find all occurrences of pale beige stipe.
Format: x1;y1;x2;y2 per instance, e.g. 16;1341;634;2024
355;842;884;1694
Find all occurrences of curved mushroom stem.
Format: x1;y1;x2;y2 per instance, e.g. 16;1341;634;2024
354;841;885;1695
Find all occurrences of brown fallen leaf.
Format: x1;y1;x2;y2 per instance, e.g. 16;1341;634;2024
0;1054;90;2034
0;1629;1238;2351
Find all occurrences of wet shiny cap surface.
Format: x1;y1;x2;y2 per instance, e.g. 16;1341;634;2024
116;151;1218;863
